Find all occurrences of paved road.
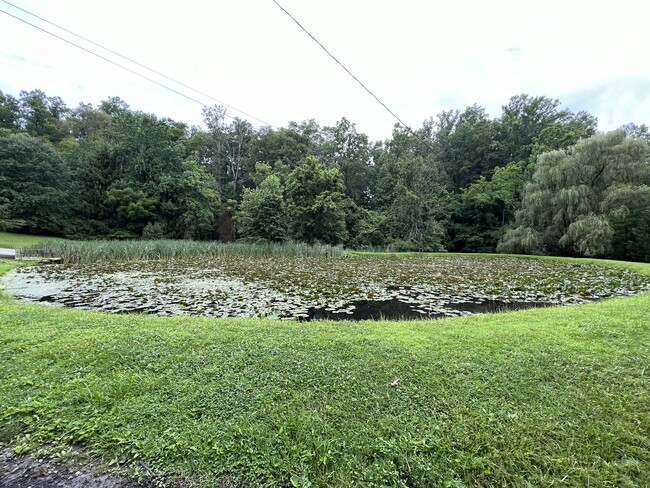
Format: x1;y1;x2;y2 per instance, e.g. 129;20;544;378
0;248;16;259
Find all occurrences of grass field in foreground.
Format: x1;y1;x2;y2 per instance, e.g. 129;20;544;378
0;258;649;487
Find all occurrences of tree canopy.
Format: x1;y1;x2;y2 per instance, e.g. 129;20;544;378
1;87;648;261
499;132;650;257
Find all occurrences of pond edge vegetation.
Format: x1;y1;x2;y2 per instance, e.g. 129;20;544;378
18;239;343;263
15;237;650;270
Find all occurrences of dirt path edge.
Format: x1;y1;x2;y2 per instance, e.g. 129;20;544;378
0;449;150;488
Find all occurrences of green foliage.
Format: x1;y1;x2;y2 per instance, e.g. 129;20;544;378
320;118;372;206
18;89;70;143
495;94;579;164
500;132;650;258
619;122;650;141
285;156;348;245
63;138;117;238
200;107;254;200
160;159;221;240
380;155;449;251
456;161;527;252
2;85;649;260
0;134;71;235
141;222;166;240
249;126;315;174
248;161;273;187
559;214;613;257
0;202;26;232
529;112;597;164
65;102;112;140
434;105;498;191
98;96;130;115
21;239;342;263
237;174;288;241
343;205;388;249
111;109;187;187
495;225;543;255
610;186;650;262
0;90;21;131
106;187;157;237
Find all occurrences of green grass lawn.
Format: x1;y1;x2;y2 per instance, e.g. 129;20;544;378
1;257;649;487
0;231;63;249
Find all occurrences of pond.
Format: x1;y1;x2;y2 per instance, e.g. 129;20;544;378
3;255;649;320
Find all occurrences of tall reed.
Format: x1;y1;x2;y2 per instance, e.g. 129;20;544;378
19;239;343;264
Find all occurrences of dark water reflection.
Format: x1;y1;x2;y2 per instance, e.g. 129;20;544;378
306;298;552;321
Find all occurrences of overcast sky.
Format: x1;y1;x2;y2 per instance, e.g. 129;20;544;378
1;0;649;141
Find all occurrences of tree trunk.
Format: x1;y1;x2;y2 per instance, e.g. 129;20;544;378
500;207;506;243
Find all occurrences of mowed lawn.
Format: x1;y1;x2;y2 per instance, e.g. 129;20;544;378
0;231;63;250
0;258;648;487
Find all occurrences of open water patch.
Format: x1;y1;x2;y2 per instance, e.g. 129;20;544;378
306;297;552;321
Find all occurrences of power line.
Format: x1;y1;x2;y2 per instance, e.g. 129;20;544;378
0;10;203;108
271;0;434;150
0;1;275;127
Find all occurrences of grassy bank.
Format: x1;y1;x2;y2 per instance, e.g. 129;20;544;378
351;249;650;272
0;231;63;250
1;258;649;487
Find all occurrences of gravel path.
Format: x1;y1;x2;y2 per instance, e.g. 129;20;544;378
0;451;149;488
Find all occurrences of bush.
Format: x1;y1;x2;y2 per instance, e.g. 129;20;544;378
142;222;166;240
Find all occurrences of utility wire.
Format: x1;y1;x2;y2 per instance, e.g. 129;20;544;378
0;10;204;108
271;0;434;150
0;1;275;127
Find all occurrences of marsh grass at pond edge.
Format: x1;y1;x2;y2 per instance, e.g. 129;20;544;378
17;239;343;263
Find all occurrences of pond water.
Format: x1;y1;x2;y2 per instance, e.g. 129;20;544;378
306;297;551;321
3;255;649;321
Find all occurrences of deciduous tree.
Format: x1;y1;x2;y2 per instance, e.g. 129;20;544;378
285;156;348;244
237;175;287;241
19;90;69;143
499;132;650;258
321;117;371;206
0;134;70;234
0;91;21;131
456;160;527;252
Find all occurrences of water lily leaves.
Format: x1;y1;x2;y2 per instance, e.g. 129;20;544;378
3;256;649;321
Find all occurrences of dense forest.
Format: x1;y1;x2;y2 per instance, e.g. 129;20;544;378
1;89;649;261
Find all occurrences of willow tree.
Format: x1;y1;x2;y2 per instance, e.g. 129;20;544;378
499;131;650;258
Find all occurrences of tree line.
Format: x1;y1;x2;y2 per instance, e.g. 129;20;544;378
1;89;649;261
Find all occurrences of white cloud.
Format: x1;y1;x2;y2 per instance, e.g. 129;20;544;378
1;0;648;140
